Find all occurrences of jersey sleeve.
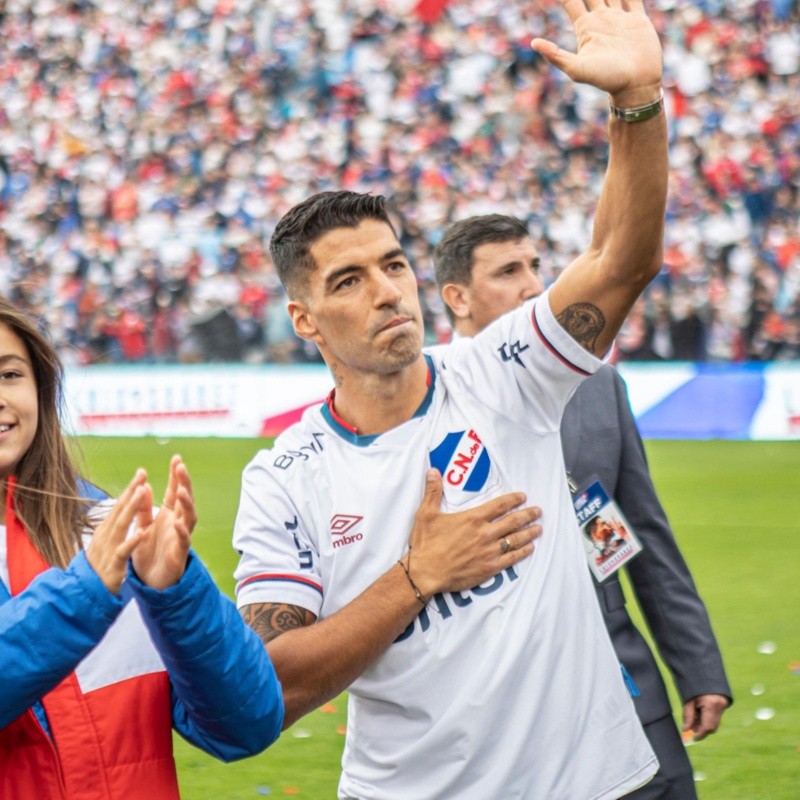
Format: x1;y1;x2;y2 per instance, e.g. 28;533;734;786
233;450;323;616
444;289;609;432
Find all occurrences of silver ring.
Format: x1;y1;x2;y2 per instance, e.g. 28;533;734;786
500;537;511;555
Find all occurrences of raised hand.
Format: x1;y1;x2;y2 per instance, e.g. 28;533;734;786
131;455;198;591
405;469;543;599
85;470;148;594
531;0;662;106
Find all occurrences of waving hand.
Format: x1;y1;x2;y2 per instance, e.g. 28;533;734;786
531;0;662;106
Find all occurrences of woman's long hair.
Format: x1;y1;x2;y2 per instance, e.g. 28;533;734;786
1;299;89;567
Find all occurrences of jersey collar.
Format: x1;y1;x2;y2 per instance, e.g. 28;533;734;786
321;353;435;447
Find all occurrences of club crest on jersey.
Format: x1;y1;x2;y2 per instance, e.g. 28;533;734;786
330;514;364;548
430;429;491;491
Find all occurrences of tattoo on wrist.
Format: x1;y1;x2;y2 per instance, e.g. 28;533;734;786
240;603;313;645
556;303;606;353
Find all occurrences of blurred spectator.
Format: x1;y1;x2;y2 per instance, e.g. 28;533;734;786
0;0;798;364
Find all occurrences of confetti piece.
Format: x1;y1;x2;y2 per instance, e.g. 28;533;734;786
336;725;347;735
291;728;312;739
789;661;800;675
693;772;707;782
256;788;271;796
320;703;337;714
757;641;777;655
681;729;695;745
750;683;765;696
755;707;775;721
156;438;171;445
282;788;300;796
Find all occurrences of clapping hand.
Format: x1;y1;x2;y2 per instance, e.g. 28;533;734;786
85;469;149;594
131;455;198;591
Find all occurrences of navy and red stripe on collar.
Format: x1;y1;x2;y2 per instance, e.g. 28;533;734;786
321;354;436;446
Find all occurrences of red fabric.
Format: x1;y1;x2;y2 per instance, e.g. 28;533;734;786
86;676;178;800
0;712;67;798
6;477;50;596
414;0;450;24
260;401;322;438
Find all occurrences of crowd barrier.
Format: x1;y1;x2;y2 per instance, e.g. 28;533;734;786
63;361;800;441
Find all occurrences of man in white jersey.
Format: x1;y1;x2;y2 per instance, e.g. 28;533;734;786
234;1;668;797
433;213;732;799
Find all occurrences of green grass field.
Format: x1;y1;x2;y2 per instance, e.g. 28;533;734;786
78;437;800;800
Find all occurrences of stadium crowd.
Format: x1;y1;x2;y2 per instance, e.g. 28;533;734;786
0;0;798;365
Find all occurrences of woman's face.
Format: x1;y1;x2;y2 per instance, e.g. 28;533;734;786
0;324;39;479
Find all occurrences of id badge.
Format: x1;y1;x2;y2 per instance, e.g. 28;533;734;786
572;479;642;582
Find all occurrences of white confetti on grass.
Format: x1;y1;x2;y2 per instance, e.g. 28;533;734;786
291;728;312;739
757;641;777;655
750;683;766;696
755;707;775;721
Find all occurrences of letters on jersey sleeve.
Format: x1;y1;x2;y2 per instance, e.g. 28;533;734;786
431;291;609;434
233;446;323;614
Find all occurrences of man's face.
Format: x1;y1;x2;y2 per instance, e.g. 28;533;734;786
455;237;544;336
289;219;424;377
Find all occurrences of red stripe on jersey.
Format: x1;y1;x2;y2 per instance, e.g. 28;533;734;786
326;390;358;433
238;573;324;595
531;306;592;377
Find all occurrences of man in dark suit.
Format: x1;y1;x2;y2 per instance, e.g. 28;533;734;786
434;214;732;799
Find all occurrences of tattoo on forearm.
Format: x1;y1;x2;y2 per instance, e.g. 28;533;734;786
556;303;606;353
240;603;314;646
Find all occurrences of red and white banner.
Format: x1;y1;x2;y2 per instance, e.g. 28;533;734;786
63;362;800;440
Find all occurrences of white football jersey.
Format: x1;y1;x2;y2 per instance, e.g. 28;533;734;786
234;292;658;800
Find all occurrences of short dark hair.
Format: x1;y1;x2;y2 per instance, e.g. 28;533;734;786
432;214;530;323
433;214;530;291
270;191;396;297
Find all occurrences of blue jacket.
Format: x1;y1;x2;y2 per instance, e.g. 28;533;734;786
0;548;283;755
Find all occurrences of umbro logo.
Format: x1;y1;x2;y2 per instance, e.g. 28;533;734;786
330;514;364;548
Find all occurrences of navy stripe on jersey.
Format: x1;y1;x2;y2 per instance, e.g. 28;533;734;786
531;306;592;376
237;573;323;596
321;354;437;446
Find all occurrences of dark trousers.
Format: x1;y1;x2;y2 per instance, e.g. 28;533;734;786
623;715;698;800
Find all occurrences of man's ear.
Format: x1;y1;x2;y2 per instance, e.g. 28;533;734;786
288;299;320;343
441;283;471;321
